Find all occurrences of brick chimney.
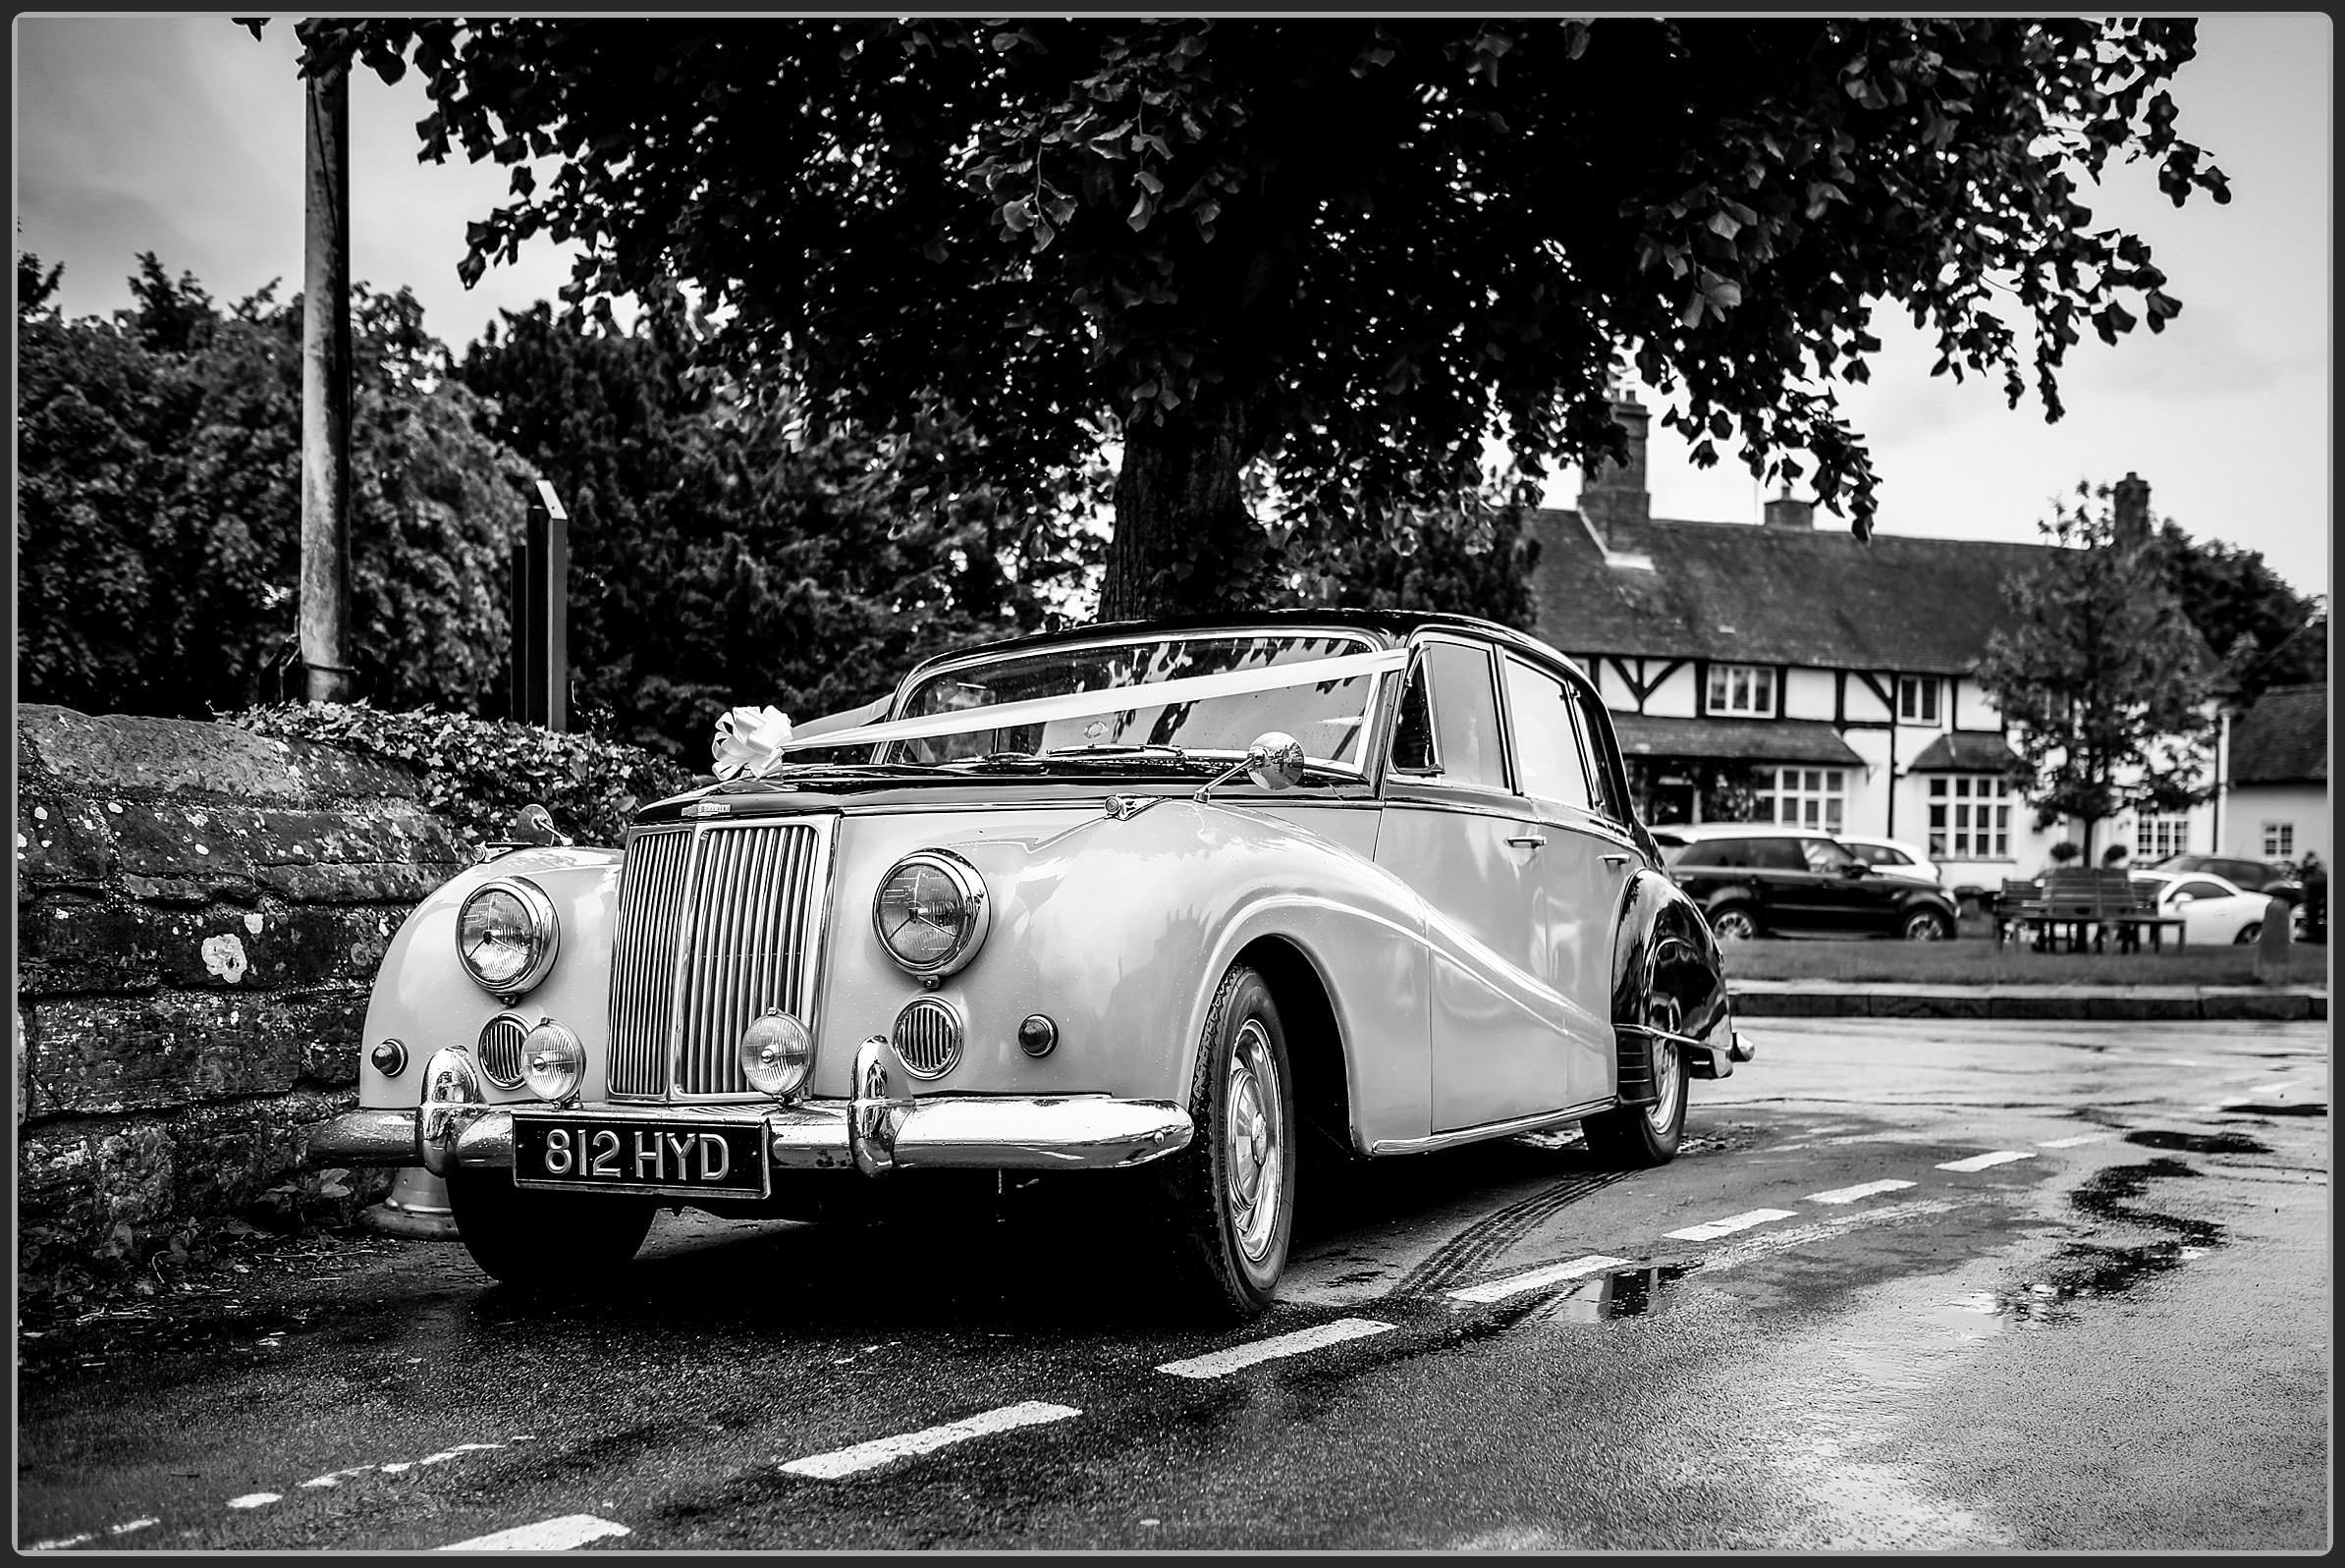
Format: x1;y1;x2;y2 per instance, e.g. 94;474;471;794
1763;487;1815;529
1578;392;1651;547
2112;472;2152;544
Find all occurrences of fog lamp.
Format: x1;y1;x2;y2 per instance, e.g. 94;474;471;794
369;1039;409;1078
520;1019;586;1103
739;1011;813;1100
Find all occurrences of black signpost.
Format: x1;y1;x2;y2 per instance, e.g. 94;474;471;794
508;479;571;731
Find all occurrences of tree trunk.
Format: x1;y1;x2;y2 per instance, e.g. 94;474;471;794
1098;392;1281;623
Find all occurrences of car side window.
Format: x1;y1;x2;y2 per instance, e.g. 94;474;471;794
1801;838;1856;873
1671;841;1724;867
2178;880;2229;900
1390;660;1438;773
1407;641;1508;790
1499;655;1593;812
1568;684;1629;823
1749;838;1804;871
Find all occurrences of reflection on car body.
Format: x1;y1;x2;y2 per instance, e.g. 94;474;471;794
312;612;1751;1318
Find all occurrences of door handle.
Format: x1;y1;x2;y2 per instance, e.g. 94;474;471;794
1602;852;1631;867
1506;835;1546;850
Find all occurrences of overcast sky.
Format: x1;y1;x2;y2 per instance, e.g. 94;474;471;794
13;13;2332;597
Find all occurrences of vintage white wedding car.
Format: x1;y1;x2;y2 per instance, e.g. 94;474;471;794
313;611;1749;1316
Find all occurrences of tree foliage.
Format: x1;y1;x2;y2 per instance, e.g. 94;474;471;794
455;297;1102;759
283;16;2228;619
1977;482;2221;855
16;253;524;718
2148;521;2327;710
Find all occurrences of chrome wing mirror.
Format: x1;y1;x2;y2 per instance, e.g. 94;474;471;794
1195;731;1306;805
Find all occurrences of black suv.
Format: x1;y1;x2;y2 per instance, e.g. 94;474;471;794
1655;826;1962;941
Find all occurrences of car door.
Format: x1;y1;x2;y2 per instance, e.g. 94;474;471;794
1374;635;1563;1133
2170;876;2253;944
1495;652;1628;1111
1799;836;1906;933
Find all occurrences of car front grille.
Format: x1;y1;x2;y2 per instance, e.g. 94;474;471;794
891;997;963;1080
477;1011;528;1090
607;820;830;1100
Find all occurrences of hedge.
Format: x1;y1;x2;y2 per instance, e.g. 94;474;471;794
227;702;700;848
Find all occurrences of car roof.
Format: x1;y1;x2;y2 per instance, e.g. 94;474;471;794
900;608;1580;684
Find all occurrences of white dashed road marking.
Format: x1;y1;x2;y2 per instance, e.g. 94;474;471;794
2039;1133;2110;1148
27;1533;96;1551
1697;1198;1963;1272
1803;1178;1916;1205
435;1514;632;1551
781;1401;1082;1480
1155;1318;1394;1379
1664;1208;1796;1242
1936;1150;2035;1172
227;1492;282;1510
1447;1254;1632;1306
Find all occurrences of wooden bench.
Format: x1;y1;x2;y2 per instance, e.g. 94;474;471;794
2028;868;2186;952
1993;878;2045;946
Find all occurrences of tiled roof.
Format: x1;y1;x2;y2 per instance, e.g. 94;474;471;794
1906;730;2025;773
1527;509;2061;674
1611;715;1862;766
2229;683;2327;784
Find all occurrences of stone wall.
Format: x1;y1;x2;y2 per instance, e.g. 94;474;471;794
16;705;468;1271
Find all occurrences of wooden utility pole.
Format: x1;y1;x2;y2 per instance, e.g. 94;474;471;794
300;53;354;704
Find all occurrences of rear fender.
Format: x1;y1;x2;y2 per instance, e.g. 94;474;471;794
1609;868;1733;1095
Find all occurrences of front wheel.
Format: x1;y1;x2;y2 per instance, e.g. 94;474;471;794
1583;993;1689;1167
1155;963;1296;1320
2235;922;2262;945
1902;908;1955;942
446;1169;657;1291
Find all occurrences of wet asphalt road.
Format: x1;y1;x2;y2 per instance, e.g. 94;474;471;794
18;1018;2330;1553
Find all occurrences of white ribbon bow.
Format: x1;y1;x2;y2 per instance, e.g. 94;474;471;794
711;705;795;781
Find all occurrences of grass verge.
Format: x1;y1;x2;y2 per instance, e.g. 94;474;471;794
1721;937;2330;988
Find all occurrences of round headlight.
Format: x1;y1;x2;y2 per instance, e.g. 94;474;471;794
739;1011;813;1100
520;1019;586;1103
871;850;991;978
456;877;560;996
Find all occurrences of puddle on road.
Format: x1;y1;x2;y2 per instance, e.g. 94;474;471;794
1527;1262;1696;1325
1956;1157;2225;1327
2124;1129;2271;1155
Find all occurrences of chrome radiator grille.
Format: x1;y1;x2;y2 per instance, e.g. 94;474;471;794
607;820;828;1100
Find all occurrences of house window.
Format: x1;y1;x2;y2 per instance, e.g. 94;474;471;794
1764;767;1844;831
1896;676;1940;725
2263;822;2295;858
1927;775;2013;858
1708;664;1774;716
2134;814;2190;860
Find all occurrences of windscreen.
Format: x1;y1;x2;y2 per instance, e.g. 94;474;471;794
889;633;1381;767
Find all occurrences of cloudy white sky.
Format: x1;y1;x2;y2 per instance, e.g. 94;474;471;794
12;13;2332;597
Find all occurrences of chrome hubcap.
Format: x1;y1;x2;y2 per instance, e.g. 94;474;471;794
1225;1018;1284;1265
1646;997;1683;1139
1715;911;1753;941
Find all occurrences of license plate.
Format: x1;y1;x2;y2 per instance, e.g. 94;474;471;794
512;1112;770;1198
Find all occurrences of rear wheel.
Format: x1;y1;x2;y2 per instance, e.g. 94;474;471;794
1155;963;1296;1320
1583;993;1689;1167
1707;903;1758;942
1902;908;1955;941
2235;921;2262;945
446;1169;656;1291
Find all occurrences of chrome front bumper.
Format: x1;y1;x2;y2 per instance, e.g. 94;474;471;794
309;1036;1193;1179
